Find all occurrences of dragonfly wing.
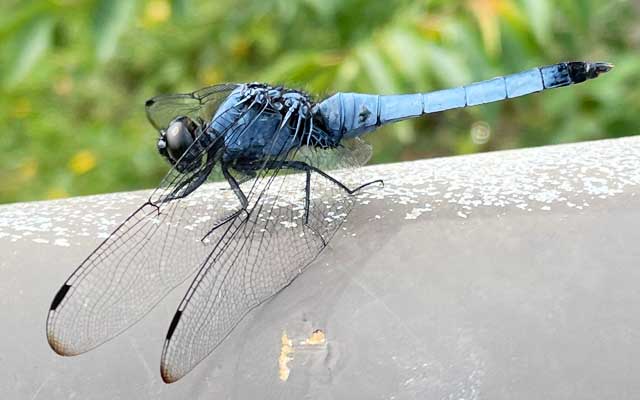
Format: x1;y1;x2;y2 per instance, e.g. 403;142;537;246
46;104;255;356
159;135;374;382
145;83;239;131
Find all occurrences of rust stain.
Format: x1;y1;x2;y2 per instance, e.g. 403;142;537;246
301;329;326;345
278;331;294;381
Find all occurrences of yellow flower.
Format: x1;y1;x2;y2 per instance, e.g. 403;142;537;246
144;0;171;26
69;150;97;175
47;187;68;200
416;15;444;42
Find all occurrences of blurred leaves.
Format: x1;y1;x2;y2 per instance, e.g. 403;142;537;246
93;0;137;62
0;0;638;203
522;0;552;44
4;15;54;86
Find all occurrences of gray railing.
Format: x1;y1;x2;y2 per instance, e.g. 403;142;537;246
2;136;640;399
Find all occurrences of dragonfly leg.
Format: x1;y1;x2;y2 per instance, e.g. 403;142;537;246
218;172;255;190
281;161;383;195
291;163;325;244
278;161;383;224
162;157;215;204
201;162;249;242
222;161;249;209
301;166;311;224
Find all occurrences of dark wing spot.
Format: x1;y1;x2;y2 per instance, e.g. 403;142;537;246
50;284;71;311
166;310;183;340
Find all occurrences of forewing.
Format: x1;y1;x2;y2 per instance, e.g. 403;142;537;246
46;105;250;356
145;83;239;131
159;137;374;382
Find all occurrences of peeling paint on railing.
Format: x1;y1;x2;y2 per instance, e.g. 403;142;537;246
1;136;639;247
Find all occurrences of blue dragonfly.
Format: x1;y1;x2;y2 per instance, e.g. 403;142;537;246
47;61;611;382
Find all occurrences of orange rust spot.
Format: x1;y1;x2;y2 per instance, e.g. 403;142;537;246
301;329;326;345
278;331;294;381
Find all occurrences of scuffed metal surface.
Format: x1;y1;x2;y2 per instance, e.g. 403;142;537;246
2;137;639;246
1;137;640;399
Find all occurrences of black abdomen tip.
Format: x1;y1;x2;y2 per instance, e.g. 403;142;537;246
568;61;614;83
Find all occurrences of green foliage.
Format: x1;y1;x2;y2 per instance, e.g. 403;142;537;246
1;0;638;203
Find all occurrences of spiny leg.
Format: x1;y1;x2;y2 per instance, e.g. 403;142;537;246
201;162;250;242
282;160;383;193
277;160;383;224
303;166;311;224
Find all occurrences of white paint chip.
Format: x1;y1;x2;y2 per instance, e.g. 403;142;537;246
1;137;639;245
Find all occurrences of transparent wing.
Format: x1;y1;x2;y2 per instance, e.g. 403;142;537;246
159;137;375;382
145;83;239;131
46;104;259;356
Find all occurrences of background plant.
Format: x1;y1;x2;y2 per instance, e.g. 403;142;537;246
1;0;638;203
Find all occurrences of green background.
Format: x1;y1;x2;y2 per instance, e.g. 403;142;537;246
1;0;638;204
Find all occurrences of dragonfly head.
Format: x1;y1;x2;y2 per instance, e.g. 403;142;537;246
157;116;201;172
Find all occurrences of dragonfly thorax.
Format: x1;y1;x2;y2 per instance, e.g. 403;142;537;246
210;83;339;163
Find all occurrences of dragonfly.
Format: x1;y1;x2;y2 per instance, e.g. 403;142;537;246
46;61;612;383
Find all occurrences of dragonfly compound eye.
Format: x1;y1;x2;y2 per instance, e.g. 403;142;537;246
165;117;196;162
